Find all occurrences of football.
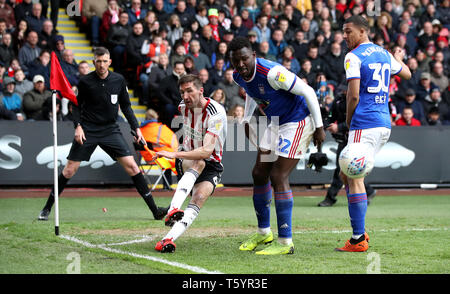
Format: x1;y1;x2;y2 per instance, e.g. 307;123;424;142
339;143;374;179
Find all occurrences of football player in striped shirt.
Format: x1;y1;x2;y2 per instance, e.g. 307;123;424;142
154;74;228;253
229;36;326;255
336;15;411;252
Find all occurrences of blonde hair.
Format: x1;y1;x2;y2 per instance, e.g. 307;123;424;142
145;108;159;120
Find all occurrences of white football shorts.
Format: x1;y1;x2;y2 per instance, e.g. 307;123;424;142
348;127;391;158
259;115;315;159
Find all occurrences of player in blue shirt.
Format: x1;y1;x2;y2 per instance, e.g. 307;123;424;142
229;36;326;255
336;15;411;252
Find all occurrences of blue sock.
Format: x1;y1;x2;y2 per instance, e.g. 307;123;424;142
347;193;367;235
253;182;272;229
274;190;293;238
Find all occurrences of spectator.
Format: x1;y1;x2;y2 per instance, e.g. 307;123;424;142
397;20;418;56
82;0;108;47
395;88;426;124
126;20;146;70
217;68;244;110
396;56;422;97
18;30;41;73
211;41;230;71
418;21;438;50
15;0;33;24
142;11;160;38
436;36;449;66
430;61;449;92
299;17;315;42
438;0;449;27
127;0;147;25
375;11;394;46
423;86;449;120
38;19;57;51
0;33;15;67
78;61;91;76
208;56;225;86
252;14;271;44
13;69;33;97
259;2;277;29
27;50;51;88
228;103;244;122
170;41;186;67
100;0;122;44
241;0;260;23
255;40;274;61
8;58;21;78
207;8;222;42
148;53;172;108
198;68;215;97
270;0;285;18
304;9;319;35
11;19;28;56
426;106;442;126
323;41;344;86
178;29;192;53
240;8;254;31
198;25;217;59
107;11;131;73
230;15;249;38
306;42;325;74
419;3;440;28
247;30;260;53
38;96;63;121
158;61;185;127
22;74;51;120
141;33;167;72
60;49;79;86
298;58;316;86
52;35;65;61
416;72;438;102
187;39;211;71
268;28;287;59
41;0;60;28
195;4;209;27
25;3;47;34
152;0;169;27
395;106;422;126
223;0;239;19
327;0;344;30
165;14;183;47
0;76;25;118
173;0;190;28
210;87;226;109
0;0;16;30
277;45;300;75
0;104;20;120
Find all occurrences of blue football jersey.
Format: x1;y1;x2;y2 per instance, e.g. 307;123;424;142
345;42;402;130
233;58;310;125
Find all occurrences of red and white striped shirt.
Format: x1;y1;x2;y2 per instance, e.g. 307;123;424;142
178;98;227;163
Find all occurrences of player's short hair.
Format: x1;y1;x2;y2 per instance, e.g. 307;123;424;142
228;36;252;54
178;74;203;89
93;47;110;57
344;15;370;32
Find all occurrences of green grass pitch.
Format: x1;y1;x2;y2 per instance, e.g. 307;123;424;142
0;194;449;274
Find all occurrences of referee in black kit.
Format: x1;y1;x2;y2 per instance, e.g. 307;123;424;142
38;47;167;221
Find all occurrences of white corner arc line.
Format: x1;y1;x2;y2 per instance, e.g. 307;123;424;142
98;235;155;246
60;235;223;274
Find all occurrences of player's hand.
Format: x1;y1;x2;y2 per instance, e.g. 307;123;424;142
326;123;338;134
156;150;176;159
393;47;405;61
75;125;86;145
313;127;326;147
134;128;146;146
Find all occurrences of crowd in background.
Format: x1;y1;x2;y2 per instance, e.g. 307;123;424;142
0;0;449;127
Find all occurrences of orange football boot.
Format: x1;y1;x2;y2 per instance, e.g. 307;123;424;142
335;232;370;252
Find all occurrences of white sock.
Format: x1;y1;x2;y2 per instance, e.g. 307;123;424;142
257;227;271;235
278;237;292;245
352;234;363;240
170;169;199;211
164;204;200;241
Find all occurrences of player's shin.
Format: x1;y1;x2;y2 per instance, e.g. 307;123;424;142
253;182;272;233
347;191;368;239
131;173;158;214
43;173;70;211
170;169;199;211
274;190;294;245
164;203;200;241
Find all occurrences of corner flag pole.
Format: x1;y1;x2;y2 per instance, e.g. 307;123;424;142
52;90;60;236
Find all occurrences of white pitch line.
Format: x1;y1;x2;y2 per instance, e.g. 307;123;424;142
294;227;448;234
60;235;223;274
98;235;155;246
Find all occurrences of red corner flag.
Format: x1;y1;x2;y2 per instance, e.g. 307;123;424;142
50;51;78;105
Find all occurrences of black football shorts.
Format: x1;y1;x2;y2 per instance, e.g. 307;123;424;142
175;158;224;192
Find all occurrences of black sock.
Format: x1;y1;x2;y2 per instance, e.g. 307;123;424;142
43;173;69;211
131;173;158;214
349;234;365;245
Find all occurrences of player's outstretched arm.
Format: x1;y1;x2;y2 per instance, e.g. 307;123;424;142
157;133;217;160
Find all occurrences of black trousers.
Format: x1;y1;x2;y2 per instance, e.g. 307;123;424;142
41;0;60;27
326;141;375;200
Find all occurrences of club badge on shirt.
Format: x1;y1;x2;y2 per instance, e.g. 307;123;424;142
111;94;118;104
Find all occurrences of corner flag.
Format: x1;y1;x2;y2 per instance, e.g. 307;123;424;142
50;51;77;105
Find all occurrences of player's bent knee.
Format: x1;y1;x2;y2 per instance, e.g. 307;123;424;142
63;161;80;178
252;167;270;183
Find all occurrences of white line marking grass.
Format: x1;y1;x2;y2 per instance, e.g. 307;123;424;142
98;235;155;246
60;235;223;274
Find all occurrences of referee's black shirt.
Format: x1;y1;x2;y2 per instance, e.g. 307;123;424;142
72;71;139;133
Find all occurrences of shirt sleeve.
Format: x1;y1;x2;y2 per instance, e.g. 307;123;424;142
118;79;139;131
266;65;297;91
344;52;361;80
388;52;402;75
242;94;258;123
206;112;226;138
